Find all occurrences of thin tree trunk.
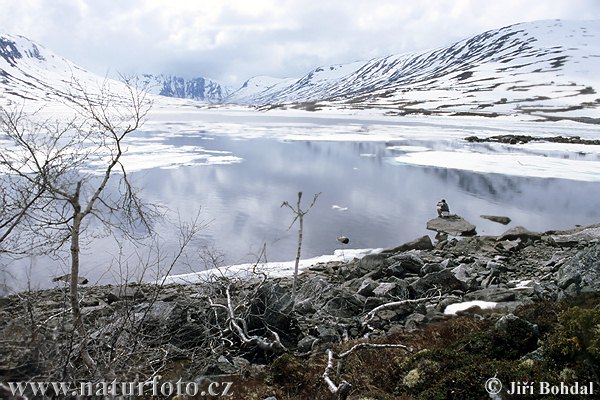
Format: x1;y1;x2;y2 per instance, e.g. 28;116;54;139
292;192;303;301
69;186;96;371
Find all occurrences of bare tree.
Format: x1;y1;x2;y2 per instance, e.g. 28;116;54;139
281;191;320;302
0;76;155;371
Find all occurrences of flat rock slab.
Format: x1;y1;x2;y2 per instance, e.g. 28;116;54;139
427;216;477;236
551;227;600;246
480;215;511;225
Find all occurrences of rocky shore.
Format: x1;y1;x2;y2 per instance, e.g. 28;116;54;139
1;222;600;399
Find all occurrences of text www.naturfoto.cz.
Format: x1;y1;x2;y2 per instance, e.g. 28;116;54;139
5;376;234;397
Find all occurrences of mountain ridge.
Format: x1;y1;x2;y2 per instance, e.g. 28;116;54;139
225;19;600;121
2;19;600;121
142;73;231;103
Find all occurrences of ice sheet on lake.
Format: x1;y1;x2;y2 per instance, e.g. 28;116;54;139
391;149;600;182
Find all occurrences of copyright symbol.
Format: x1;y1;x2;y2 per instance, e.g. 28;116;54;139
485;377;502;394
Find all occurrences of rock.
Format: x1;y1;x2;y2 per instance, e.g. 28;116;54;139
497;226;541;242
52;274;89;285
420;262;443;276
0;296;11;307
387;253;424;274
316;325;339;343
232;356;251;371
373;281;409;298
556;243;600;290
451;264;470;282
559;282;581;300
410;269;467;297
105;285;144;303
205;356;237;375
0;283;11;297
133;301;178;322
358;253;389;271
364;296;387;310
481;215;512;225
426;216;477;236
464;287;516;303
405;313;426;330
440;258;458;269
550;226;600;247
357;279;379;297
493;314;539;357
297;335;318;353
250;282;294;332
557;271;582;290
385;235;434;253
495;239;521;252
323;292;364;318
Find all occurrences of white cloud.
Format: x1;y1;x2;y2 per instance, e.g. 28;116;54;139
1;0;600;87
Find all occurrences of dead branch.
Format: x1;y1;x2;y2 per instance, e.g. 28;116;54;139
225;285;287;353
323;342;411;399
208;284;287;353
362;290;442;325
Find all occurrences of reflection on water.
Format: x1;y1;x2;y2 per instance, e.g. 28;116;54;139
3;134;600;290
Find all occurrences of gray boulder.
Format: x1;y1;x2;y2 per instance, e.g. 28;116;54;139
497;226;541;242
358;253;389;271
556;243;600;290
411;269;467;297
426;216;476;236
385;235;434;253
297;335;318;353
373;281;410;298
387;253;424;274
357;279;379;297
550;226;600;247
420;262;443;276
464;287;516;302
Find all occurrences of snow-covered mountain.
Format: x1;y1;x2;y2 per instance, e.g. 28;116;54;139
0;33;109;105
0;34;227;107
143;74;231;103
226;20;600;121
2;20;599;121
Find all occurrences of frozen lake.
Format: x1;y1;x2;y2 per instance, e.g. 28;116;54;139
2;109;600;290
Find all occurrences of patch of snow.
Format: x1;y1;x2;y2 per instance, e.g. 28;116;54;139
160;247;383;285
444;300;498;315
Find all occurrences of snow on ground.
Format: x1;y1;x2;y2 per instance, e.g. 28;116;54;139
160;247;383;285
444;301;499;315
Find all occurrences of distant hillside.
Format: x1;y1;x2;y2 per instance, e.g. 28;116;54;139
226;20;600;121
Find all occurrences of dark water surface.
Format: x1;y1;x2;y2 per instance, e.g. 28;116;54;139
3;134;600;289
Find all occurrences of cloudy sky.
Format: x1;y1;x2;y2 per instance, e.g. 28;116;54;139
2;0;600;87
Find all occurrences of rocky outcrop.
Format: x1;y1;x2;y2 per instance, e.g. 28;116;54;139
426;216;477;236
2;222;599;396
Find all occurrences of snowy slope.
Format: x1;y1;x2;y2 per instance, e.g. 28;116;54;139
226;75;300;103
0;33;120;106
226;20;600;121
0;34;217;109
